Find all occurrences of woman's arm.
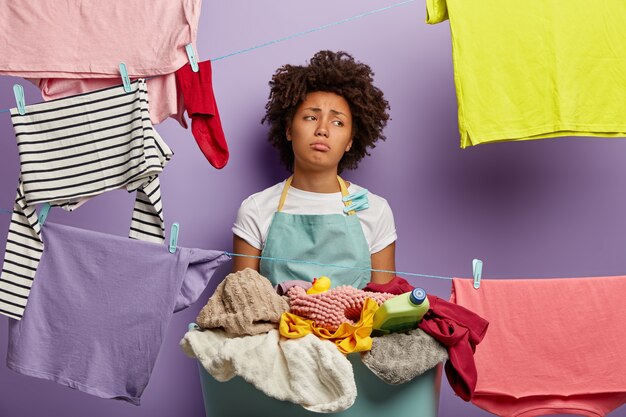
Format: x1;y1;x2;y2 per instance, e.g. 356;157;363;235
370;241;396;284
232;235;261;272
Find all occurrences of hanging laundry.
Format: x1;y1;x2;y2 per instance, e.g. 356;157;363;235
181;328;357;413
176;60;229;168
0;0;200;78
452;276;626;417
6;222;229;405
0;1;200;126
426;0;626;147
418;294;489;401
195;268;289;336
29;76;186;127
0;80;172;320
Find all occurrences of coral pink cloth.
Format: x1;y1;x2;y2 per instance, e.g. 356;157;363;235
176;60;229;169
418;294;488;402
29;76;186;127
452;277;626;417
363;276;415;295
286;285;395;332
0;0;201;78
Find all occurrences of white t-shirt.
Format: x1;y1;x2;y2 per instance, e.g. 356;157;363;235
233;181;397;254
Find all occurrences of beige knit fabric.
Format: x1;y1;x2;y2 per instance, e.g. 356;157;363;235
196;268;289;336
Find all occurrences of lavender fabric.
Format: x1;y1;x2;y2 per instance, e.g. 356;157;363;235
274;280;313;296
6;222;229;405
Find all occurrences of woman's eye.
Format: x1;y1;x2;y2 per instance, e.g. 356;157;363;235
304;115;316;121
333;120;344;127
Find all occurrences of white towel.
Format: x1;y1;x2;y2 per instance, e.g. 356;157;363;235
180;328;357;413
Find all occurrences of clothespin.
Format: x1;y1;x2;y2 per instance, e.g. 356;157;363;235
472;258;483;289
13;84;26;115
185;44;199;72
188;322;199;331
38;203;51;226
342;188;369;214
169;222;180;253
119;63;132;93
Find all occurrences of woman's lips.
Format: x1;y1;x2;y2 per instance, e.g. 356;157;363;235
310;142;330;151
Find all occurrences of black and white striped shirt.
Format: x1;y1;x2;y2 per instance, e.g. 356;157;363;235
0;79;173;320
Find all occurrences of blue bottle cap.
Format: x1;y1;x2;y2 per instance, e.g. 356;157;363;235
409;288;427;305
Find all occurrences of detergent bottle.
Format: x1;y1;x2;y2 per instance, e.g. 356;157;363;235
372;288;430;335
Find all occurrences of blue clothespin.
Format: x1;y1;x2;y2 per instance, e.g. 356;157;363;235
13;84;26;115
188;322;199;331
185;44;199;73
169;222;180;253
119;63;132;93
38;203;51;226
342;188;369;213
472;258;483;289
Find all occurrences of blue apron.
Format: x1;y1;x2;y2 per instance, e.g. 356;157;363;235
259;176;371;288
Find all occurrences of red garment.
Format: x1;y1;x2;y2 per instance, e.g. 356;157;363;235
363;276;415;295
418;295;488;401
175;60;229;169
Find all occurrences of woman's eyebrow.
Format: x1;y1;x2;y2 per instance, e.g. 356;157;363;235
304;107;347;117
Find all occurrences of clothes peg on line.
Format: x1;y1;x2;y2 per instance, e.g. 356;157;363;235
185;44;199;72
169;222;180;253
119;63;132;93
38;203;51;226
473;258;483;289
13;84;26;115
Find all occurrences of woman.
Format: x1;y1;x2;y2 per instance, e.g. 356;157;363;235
232;50;396;287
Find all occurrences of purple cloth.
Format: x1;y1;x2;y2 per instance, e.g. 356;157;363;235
274;279;313;296
6;222;229;405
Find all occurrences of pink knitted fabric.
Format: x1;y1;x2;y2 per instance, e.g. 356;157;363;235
286;286;396;332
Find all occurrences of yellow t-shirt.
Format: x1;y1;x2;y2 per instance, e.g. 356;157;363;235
426;0;626;148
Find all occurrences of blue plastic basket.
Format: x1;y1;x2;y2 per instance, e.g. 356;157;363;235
195;344;442;417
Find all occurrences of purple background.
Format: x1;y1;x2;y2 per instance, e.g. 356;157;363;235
1;1;625;416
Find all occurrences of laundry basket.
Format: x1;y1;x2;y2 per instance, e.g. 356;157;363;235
192;325;442;417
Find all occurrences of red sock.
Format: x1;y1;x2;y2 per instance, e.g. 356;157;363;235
176;60;229;169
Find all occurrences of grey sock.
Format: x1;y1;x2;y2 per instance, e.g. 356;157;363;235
361;328;448;385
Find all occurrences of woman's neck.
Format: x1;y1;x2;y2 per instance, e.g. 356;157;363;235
290;168;341;193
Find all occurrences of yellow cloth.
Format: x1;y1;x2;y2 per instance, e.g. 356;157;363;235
426;0;626;148
279;298;379;354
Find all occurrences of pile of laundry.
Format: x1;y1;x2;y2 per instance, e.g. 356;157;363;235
180;269;489;412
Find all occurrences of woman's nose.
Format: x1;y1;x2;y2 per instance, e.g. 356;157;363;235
315;123;329;137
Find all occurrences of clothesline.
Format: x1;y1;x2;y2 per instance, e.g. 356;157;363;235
224;252;454;281
0;207;453;280
0;0;415;115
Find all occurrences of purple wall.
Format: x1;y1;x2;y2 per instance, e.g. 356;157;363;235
1;1;624;416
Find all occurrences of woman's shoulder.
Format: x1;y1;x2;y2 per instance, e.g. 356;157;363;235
239;181;285;210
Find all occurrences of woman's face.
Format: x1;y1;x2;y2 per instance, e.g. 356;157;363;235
286;91;353;173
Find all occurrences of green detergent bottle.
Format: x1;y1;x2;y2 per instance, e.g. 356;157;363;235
372;288;430;335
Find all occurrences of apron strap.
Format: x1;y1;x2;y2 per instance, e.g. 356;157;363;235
277;175;356;215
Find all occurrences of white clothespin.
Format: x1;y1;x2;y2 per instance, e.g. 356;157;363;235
169;222;180;253
13;84;26;115
119;63;132;93
473;258;483;289
185;44;199;72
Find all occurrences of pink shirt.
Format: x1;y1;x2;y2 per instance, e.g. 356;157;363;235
0;0;201;78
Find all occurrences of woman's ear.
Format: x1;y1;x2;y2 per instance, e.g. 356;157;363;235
286;125;292;142
345;139;353;152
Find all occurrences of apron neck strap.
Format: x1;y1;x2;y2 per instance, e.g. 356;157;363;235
277;175;355;214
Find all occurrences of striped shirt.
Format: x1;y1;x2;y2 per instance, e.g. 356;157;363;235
0;80;172;320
